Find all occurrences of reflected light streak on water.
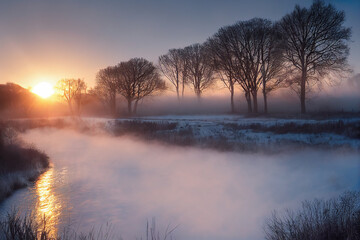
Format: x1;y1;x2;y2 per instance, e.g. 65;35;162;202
35;167;61;237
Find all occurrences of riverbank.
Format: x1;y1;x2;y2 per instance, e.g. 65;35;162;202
0;124;49;202
109;115;360;152
4;114;360;153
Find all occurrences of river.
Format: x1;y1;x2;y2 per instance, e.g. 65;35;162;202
0;128;359;240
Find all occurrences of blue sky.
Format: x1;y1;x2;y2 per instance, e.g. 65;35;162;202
0;0;359;87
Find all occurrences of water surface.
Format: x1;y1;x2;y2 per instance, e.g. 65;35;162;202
1;128;359;240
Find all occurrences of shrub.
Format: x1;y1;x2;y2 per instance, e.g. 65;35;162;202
0;124;50;202
264;191;360;240
0;211;176;240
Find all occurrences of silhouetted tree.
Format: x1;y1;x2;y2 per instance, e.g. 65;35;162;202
219;20;257;113
230;18;275;114
159;49;188;102
55;78;87;116
259;22;286;114
279;0;351;114
116;58;166;114
206;26;238;113
93;66;118;116
183;44;215;100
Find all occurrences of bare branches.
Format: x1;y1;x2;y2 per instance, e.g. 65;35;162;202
55;78;87;116
279;0;351;113
183;44;215;99
158;49;187;101
116;58;166;115
206;25;238;112
92;66;118;116
264;191;360;240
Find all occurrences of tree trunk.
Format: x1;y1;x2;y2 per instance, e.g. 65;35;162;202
245;91;252;113
182;79;185;99
252;90;258;114
110;94;116;117
230;83;235;113
68;101;74;116
77;100;81;116
133;100;139;114
127;100;132;115
196;90;201;101
176;86;180;102
263;85;268;114
300;69;307;114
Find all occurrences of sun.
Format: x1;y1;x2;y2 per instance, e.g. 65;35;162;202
32;82;55;99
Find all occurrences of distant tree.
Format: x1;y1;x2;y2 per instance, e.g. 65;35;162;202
183;44;215;100
93;66;118;116
159;48;188;102
206;26;238;113
116;58;166;114
55;78;87;116
0;83;37;117
279;0;351;114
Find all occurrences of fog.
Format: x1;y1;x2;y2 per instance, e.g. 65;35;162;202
2;128;359;240
133;76;360;115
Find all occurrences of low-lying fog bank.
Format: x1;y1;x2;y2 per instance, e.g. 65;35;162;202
0;128;358;240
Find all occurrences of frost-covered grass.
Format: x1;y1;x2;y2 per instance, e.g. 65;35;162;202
265;191;360;240
109;115;360;152
0;124;49;202
0;210;175;240
0;210;115;240
1;191;358;240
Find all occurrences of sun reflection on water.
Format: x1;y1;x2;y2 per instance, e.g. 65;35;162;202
35;168;61;237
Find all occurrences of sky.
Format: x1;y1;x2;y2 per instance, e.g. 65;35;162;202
0;0;359;89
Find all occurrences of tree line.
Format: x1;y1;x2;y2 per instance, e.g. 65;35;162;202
56;0;351;116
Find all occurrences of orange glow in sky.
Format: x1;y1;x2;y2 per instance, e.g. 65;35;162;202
31;82;55;98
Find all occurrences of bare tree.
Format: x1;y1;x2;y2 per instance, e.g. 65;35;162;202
55;78;86;116
183;44;215;100
158;48;187;102
93;66;118;116
231;18;275;114
259;22;286;114
116;58;166;115
279;0;351;114
206;26;238;113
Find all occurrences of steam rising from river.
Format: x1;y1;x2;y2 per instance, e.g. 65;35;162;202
3;128;359;240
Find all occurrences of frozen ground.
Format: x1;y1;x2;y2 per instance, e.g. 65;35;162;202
6;114;360;151
104;114;360;151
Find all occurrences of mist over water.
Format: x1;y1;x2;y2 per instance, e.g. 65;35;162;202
1;128;359;240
